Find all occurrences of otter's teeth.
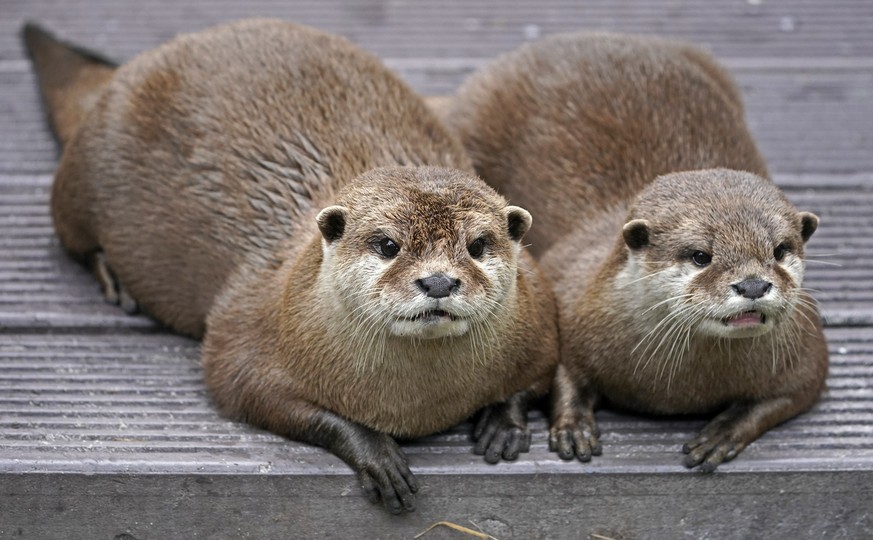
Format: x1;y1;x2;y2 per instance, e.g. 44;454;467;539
412;309;454;321
724;311;765;327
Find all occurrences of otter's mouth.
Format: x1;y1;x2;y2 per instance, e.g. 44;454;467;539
407;309;457;322
724;310;766;328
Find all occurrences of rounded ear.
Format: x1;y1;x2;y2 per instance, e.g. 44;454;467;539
622;219;650;250
316;206;348;243
504;205;532;242
799;211;819;243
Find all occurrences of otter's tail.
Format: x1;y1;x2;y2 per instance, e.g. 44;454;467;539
22;23;117;146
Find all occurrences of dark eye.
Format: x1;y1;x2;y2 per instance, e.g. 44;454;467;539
774;243;788;262
691;251;712;267
468;237;487;259
375;237;400;258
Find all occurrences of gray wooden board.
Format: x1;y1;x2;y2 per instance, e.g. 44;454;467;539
1;471;872;539
2;0;873;61
0;327;871;473
0;328;871;537
1;0;873;537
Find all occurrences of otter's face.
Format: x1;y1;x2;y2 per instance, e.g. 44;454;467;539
315;168;531;340
621;170;819;340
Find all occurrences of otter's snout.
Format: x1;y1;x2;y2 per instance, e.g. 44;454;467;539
732;278;772;299
417;273;460;298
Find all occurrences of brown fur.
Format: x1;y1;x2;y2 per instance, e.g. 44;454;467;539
25;19;559;510
442;32;767;258
442;32;828;470
204;167;557;438
40;20;479;337
424;95;454;124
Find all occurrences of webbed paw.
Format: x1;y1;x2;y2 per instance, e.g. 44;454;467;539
548;413;602;462
682;435;746;472
681;403;758;472
682;418;748;472
348;431;418;514
472;402;531;463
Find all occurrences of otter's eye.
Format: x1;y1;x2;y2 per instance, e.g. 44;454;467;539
691;251;712;267
468;237;487;259
375;237;400;258
774;243;788;262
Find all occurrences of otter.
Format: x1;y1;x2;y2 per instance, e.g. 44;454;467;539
440;32;828;471
23;19;559;512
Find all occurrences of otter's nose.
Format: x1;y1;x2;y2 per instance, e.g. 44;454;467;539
416;273;460;298
732;278;772;300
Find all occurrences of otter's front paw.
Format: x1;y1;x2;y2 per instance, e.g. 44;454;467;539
681;404;757;472
348;431;419;514
548;414;602;462
682;428;747;473
472;403;531;463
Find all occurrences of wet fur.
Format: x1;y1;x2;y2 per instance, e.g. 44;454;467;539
441;32;828;470
24;19;559;511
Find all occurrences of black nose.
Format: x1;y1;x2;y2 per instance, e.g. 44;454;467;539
416;273;460;298
732;278;772;299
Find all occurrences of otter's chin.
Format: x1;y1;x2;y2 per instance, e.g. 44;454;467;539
389;317;470;339
697;311;775;339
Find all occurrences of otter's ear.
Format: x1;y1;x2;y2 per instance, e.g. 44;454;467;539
799;211;819;243
504;206;532;242
316;206;348;243
622;219;650;250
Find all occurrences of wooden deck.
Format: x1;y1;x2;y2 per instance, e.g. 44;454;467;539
2;1;872;538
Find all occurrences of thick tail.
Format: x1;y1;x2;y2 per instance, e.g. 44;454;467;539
21;22;117;146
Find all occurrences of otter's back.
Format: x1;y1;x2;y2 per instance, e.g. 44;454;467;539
447;33;768;255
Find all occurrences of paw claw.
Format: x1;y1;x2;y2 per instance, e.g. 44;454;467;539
699;462;718;474
360;476;381;504
502;430;525;461
682;454;700;469
118;288;139;314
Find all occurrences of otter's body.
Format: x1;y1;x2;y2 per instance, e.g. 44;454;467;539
25;19;558;512
204;166;557;440
442;32;828;470
46;20;472;337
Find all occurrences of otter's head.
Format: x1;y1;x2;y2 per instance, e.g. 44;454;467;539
315;166;531;340
620;169;818;339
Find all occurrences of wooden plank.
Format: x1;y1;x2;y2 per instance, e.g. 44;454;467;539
0;1;871;535
2;471;872;539
0;329;870;476
2;0;873;61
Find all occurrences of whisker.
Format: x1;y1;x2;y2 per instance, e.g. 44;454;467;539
637;302;704;380
616;267;676;288
802;259;843;267
641;294;695;315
